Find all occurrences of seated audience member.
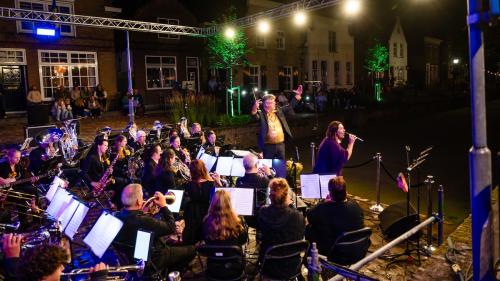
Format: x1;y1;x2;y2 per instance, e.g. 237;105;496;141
114;184;195;272
88;95;102;118
153;149;177;194
202;189;248;280
2;233;108;281
306;177;366;257
141;144;162;197
182;160;222;245
258;178;305;279
64;98;74;120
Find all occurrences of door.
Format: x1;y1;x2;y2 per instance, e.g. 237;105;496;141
0;65;27;112
186;57;199;92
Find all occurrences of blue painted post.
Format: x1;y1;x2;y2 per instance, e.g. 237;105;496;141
467;0;494;280
126;31;134;123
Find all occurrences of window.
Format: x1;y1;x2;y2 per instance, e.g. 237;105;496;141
0;49;26;64
328;31;337;53
400;43;404;58
312;60;318;81
346;62;352;85
158;18;180;39
393;43;398;57
283;66;292;91
39;50;98;100
145;56;177;89
334;61;340;85
248;65;260;89
256;35;266;48
276;31;285;50
16;0;74;36
320;61;327;82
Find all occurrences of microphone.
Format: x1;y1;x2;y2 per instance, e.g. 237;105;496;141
346;132;364;142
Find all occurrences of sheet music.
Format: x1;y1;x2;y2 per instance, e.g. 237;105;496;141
215;156;233;176
83;212;123;258
59;199;80;230
230;158;246;177
46;188;72;218
319;174;336;199
215;187;254;216
166;189;184;213
196;147;205;160
230;150;251;157
300;174;321;199
64;203;89;240
46;177;65;201
258;159;273;169
200;153;217;172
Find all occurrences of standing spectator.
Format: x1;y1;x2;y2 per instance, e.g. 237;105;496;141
316;91;327;112
94;84;107;112
26;85;43;104
132;89;145;116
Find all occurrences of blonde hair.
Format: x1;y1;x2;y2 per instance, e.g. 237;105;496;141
269;178;289;207
204;190;245;241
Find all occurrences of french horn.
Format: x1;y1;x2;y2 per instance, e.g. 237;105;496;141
142;191;176;216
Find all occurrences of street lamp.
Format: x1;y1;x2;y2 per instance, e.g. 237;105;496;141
293;11;307;26
257;20;270;34
224;26;236;40
344;0;362;16
452;58;460;64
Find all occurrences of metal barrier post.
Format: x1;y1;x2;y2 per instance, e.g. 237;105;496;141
307;242;321;281
310;142;316;168
423;175;436;254
370;153;384;213
437;184;444;246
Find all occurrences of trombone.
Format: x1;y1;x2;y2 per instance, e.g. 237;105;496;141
61;263;144;277
0;189;36;201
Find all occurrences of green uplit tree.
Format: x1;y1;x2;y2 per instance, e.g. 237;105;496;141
365;41;389;102
207;9;250;116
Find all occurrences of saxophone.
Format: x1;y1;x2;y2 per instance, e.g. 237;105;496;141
93;154;119;196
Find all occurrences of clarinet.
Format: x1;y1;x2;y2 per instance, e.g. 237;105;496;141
93;154;119;196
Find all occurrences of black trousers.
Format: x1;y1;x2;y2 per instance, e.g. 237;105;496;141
153;245;196;272
263;142;286;160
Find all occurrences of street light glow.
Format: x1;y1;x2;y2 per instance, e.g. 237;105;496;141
242;90;247;96
224;26;236;39
264;90;268;94
294;11;307;26
257;20;270;34
344;0;362;16
453;58;460;64
253;87;258;92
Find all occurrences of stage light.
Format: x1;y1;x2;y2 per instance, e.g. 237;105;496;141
224;26;236;40
452;58;460;64
257;20;270;34
36;27;56;36
344;0;362;16
294;11;307;26
264;90;268;94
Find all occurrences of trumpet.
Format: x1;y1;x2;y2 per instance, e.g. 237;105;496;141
61;262;145;277
142;191;176;215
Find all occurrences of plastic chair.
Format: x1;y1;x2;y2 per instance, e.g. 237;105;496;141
259;240;309;281
197;244;246;281
328;227;372;265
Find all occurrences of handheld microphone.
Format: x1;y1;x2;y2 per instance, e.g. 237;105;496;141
346;132;364;142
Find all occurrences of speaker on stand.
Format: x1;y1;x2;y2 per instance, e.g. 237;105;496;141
379;201;420;240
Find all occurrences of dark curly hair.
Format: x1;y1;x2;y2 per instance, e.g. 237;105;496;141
18;244;69;280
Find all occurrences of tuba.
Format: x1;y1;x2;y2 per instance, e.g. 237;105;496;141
60;119;79;166
142;191;176;215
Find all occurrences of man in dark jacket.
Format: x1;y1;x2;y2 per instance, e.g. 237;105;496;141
251;94;292;160
306;177;367;259
258;178;305;279
114;184;195;273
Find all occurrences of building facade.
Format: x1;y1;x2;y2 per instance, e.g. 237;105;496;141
388;17;407;86
0;0;118;112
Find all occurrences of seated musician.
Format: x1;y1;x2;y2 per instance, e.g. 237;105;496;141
201;130;220;157
124;122;138;145
114;184;195;272
305;177;366;258
169;136;190;165
2;235;109;281
141;144;162;197
110;135;133;207
236;154;273;226
153;149;177;194
80;137;111;193
0;149;38;230
130;130;146;151
182;160;222;245
28;136;58;176
258;178;305;279
202;189;248;280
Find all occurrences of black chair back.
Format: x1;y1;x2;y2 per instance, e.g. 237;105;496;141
328;227;372;265
197;244;246;281
259;240;309;280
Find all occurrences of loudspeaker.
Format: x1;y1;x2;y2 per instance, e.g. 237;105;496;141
379;201;420;240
